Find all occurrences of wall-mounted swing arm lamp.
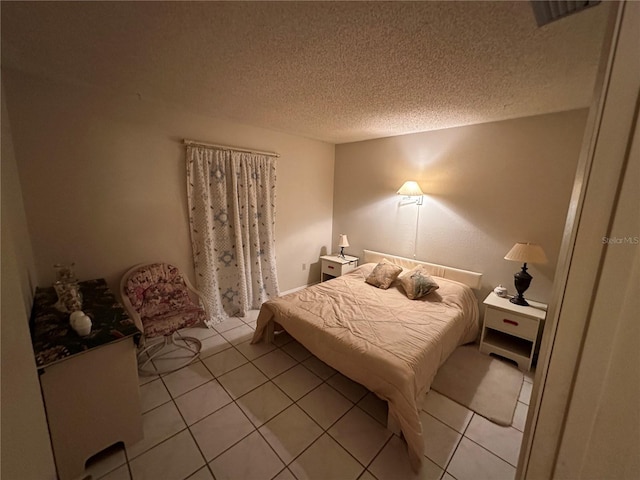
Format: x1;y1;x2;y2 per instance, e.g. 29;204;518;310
397;181;425;259
397;181;424;205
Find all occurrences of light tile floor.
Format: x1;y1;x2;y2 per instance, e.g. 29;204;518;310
84;311;533;480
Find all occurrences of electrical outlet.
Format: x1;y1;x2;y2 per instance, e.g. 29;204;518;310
302;263;307;271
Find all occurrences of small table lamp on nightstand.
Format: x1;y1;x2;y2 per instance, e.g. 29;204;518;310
504;242;547;306
338;234;349;259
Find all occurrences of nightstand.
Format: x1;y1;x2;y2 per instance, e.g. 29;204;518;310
480;292;547;371
320;254;359;282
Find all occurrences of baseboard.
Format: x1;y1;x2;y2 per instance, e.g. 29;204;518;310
279;282;318;296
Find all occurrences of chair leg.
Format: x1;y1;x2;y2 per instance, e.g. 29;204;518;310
137;333;202;375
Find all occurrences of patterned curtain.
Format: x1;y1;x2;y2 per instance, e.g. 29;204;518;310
186;145;279;327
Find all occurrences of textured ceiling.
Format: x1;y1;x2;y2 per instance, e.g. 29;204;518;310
1;1;610;144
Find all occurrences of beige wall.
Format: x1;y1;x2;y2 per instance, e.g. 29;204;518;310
1;84;57;479
334;109;588;303
3;69;335;294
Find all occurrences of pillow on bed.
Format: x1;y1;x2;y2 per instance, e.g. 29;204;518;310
399;265;440;299
365;261;403;289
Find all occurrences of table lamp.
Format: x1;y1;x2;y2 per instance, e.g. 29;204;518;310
338;234;350;259
504;242;547;306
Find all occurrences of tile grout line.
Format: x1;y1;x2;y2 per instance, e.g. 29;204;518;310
211;359;331;480
447;400;522;469
168;379;217;480
463;433;521;469
222;334;400;479
136;320;526;480
442;379;528;474
364;434;395;479
420;410;466;474
126;324;240;479
202;381;265;476
225;347;369;479
439;411;476;477
142;356;216;475
124;427;192;476
326;403;396;475
322;403;377;472
176;338;306;475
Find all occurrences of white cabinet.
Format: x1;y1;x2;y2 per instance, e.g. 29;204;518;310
480;292;547;371
320;254;359;282
30;279;142;480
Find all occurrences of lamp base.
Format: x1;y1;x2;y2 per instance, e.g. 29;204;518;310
511;263;532;307
338;247;346;259
510;295;530;307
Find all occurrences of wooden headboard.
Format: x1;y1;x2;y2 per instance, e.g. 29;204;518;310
362;249;483;290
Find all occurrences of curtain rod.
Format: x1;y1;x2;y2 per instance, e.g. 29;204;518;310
183;139;280;158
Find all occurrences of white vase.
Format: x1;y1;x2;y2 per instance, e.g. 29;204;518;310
70;312;92;336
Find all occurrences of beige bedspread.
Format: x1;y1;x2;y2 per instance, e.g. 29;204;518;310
251;263;479;471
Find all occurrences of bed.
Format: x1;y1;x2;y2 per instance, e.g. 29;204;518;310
251;250;482;471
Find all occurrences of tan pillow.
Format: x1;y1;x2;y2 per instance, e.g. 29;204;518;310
365;261;403;289
399;265;440;299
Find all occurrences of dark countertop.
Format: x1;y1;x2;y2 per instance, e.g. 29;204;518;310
30;278;140;368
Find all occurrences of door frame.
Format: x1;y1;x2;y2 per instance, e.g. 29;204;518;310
519;1;640;478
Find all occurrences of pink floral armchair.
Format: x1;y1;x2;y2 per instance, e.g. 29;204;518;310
121;263;208;374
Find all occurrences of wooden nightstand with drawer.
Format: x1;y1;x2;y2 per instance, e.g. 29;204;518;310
480;292;547;371
320;254;359;282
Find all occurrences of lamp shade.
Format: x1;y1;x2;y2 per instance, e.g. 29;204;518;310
338;234;350;248
397;181;424;197
504;243;548;264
